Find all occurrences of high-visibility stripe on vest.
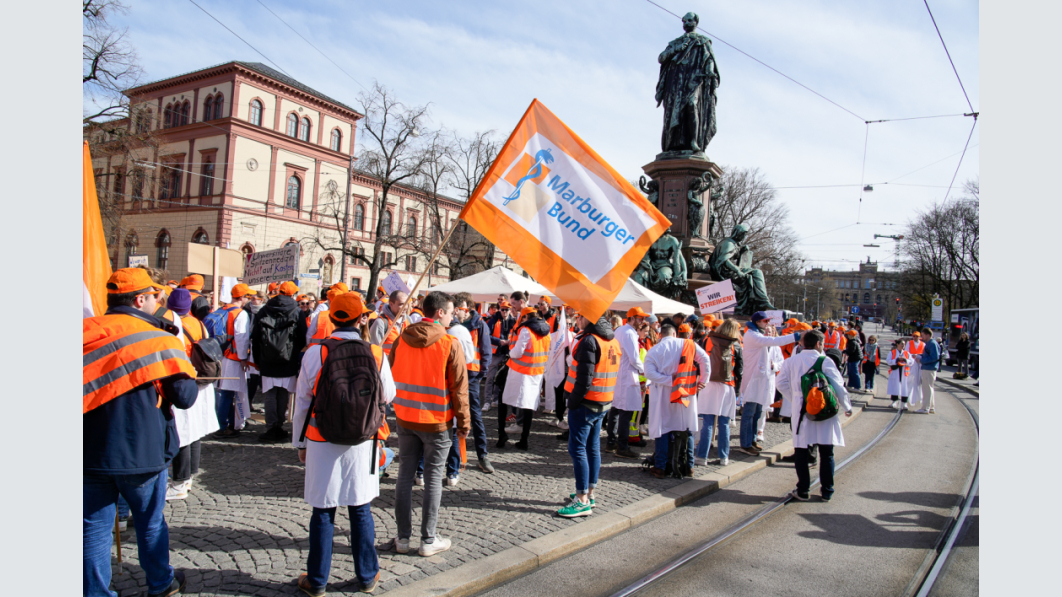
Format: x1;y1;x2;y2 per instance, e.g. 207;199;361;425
83;313;196;414
670;338;699;407
305;339;385;443
381;312;404;356
508;328;551;376
392;333;454;426
222;305;244;361
467;328;482;373
308;310;336;345
823;329;841;350
891;349;911;376
563;334;621;403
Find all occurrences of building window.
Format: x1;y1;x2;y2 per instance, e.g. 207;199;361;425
249;100;262;126
286;175;301;210
134;108;151;133
131;169;145;200
381;210;392;235
202;96;213;121
286;113;298;137
380;251;393;267
350;246;366;265
299;117;311;142
155;230;171;270
351;277;362;291
406;216;417;237
876;294;882;303
200;159;214;196
330;129;341;151
353;204;364;230
164;103;174;128
433;261;443;275
240;243;254;259
192;228;210;245
405;255;417;272
322;255;334;285
125;232;139;266
432;223;442;244
213;94;224;119
112;169;123;198
161;166;181;200
179;101;190;126
864;292;870;304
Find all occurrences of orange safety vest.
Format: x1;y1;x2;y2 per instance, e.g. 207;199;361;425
381;311;404;356
467;328;482;373
563;333;621;402
490;320;503;355
83;313;196;414
222;305;244;361
823;329;841;350
891;349;911;376
180;317;207;359
670;338;699;407
863;345;881;367
305;339;387;443
508;328;551;376
308;310;336;344
906;340;925;356
391;333;455;426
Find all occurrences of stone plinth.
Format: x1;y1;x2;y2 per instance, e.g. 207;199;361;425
642;157;723;246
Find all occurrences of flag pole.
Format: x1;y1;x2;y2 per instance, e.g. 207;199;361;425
379;221;462;343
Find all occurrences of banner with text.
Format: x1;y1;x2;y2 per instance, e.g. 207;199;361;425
381;271;412;297
243;244;300;286
696;279;737;314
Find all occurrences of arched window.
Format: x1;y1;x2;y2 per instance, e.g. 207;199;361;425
179;101;190;126
322;255;334;285
407;216;417;237
164;103;174;128
200;159;214;196
191;228;209;245
124;232;139;266
864;292;871;304
353;203;364;230
240;243;254;259
381;210;392;235
286;175;301;209
155;230;171;270
330;129;342;151
202;95;213;121
299;117;311;142
213;94;224;119
249;99;263;126
286;113;298;137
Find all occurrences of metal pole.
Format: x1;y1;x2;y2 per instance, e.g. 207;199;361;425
339;155;354;287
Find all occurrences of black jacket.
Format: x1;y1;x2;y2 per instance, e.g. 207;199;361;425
565;315;615;413
487;312;516;355
462;309;493;376
844;337;862;362
251;295;306;378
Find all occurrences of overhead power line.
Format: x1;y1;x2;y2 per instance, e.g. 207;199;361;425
922;0;975;114
186;0;292;78
942;116;978;203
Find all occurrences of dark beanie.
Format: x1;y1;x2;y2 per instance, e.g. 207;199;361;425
168;288;192;315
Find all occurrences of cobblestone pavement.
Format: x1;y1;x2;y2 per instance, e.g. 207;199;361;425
108;393;804;596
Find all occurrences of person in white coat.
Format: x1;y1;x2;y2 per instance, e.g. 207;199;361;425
607;307;649;459
776;329;852;502
887;338;913;409
498;308;552;450
216;283;256;438
543;308;573;431
292;292;395;595
738;312;800;456
644;324;709;478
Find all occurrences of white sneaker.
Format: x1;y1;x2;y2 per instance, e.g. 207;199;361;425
504;425;520;435
640;424;649;436
756;434;765;442
117;518;128;531
556;420;569;430
446;475;460;487
600;429;608;438
915;408;928;414
393;537;410;554
414;474;424;487
891;401;900;410
694;457;705;466
901;402;909;411
720;458;729;466
482;401;493;411
419;537;452;557
546;418;558;428
165;481;189;501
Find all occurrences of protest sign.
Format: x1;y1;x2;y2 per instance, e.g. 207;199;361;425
127;254;148;268
381;271;411;296
243;244;299;286
696;279;737;314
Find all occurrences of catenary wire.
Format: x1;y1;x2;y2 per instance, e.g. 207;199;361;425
186;0;292;78
942;117;977;203
922;0;975;114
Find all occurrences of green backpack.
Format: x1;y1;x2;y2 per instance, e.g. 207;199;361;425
797;356;840;433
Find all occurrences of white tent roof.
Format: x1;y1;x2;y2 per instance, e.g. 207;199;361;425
608;278;695;315
425;266;556;302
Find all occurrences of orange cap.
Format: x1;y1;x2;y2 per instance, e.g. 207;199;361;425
327;287;346;302
912;331;921;337
278;281;299;296
626;307;650;318
330;292;368;323
179;274;205;291
377;285;386;294
678;323;692;333
520;306;537;317
785;318;799;326
267;282;279;295
846;329;858;336
167;280;179;286
331;282;350;293
230;283;257;299
499;300;511;308
106;268;165;295
540;296;552;305
827;321;836;327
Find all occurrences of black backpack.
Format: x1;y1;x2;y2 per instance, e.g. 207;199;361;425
299;338;386;460
181;319;223;387
253;308;299;373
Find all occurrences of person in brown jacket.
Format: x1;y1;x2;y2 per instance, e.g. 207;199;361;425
387;291;470;557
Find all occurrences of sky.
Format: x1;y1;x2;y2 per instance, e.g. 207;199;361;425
108;0;979;274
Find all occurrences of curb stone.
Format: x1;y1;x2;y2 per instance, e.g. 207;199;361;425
381;396;874;597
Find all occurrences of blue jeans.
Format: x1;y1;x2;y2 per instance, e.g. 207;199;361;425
306;504;378;589
653;430;695;469
696;414;730;460
740;402;763;448
215;389;235;429
847;362;862;389
567;406;607;493
84;470;173;597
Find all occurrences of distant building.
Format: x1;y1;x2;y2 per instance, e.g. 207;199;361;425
87;61;515;295
804;257;900;320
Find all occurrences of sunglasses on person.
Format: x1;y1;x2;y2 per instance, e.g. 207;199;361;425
299;302;310;306
500;308;511;313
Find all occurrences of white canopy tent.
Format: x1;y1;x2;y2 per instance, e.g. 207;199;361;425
425;265;556;302
608;278;695;315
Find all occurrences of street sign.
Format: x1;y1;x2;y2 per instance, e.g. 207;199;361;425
128;254;148;268
931;296;944;321
298;273;320;279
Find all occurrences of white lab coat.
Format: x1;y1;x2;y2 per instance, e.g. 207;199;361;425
886;349;912;397
216;307;251;428
739;325;797;407
644;337;710;438
906;341;924;403
612;324;645;412
543;316;573;410
502;327;547;410
172;313;219;446
447;323;476;363
292;331;396;509
698;382;736;419
776;349;852;449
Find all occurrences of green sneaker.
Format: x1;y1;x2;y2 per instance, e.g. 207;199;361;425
557;499;593;518
569;493;596;506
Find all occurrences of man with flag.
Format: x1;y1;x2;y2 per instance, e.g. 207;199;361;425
84;268;199;597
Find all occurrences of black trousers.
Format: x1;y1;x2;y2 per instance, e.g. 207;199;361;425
554;384;567;421
172;440;201;482
498;403;533;444
794;445;834;497
606;408;635;449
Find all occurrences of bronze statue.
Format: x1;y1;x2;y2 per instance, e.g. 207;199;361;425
638;176;659;208
687;172;710;238
708;223;775;314
646;232;687;297
656;12;720;155
708;178;723;239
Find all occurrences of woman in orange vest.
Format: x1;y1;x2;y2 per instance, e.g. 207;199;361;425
498;307;552;449
862;334;881;393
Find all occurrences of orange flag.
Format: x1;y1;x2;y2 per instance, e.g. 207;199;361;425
84;141;112;318
459;100;671;321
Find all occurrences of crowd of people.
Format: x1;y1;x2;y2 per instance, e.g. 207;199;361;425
84;266;946;596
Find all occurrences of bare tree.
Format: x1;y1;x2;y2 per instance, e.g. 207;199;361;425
441;130;500;279
84;0;145;123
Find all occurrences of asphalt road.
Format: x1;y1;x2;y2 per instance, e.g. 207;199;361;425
476;378;978;596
